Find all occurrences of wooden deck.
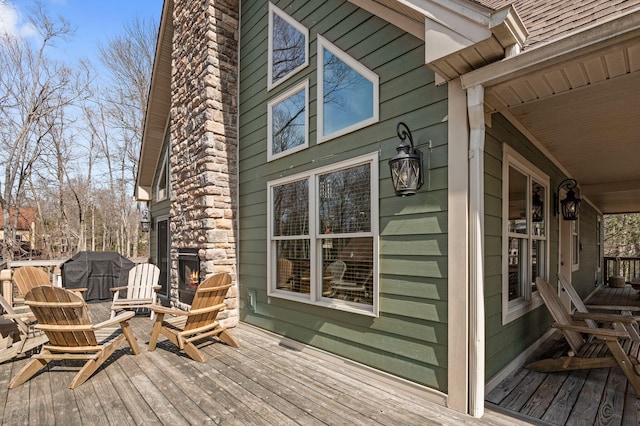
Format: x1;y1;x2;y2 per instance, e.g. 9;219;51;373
487;284;640;425
0;301;525;425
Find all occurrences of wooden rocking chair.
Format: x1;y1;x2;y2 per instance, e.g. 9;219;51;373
110;263;161;319
527;277;640;396
148;272;239;362
8;286;140;389
0;294;48;364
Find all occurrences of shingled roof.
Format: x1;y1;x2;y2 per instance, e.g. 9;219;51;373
474;0;640;47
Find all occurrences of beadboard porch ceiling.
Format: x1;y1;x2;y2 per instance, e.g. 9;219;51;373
463;14;640;215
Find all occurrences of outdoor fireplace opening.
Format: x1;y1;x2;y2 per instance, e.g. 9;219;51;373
178;249;200;305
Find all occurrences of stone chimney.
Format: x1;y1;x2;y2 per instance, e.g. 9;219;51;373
169;0;239;326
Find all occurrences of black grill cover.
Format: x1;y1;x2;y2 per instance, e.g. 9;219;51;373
61;251;134;302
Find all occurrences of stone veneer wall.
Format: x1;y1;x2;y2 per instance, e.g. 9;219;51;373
169;0;239;326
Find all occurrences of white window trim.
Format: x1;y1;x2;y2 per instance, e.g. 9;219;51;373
316;35;379;143
268;3;309;91
155;150;168;202
267;152;379;317
502;146;548;324
267;80;309;162
572;219;580;272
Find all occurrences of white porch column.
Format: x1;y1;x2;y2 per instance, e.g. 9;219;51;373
447;78;470;413
467;84;486;418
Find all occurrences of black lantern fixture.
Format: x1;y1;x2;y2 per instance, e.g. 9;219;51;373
532;187;543;223
389;122;423;196
140;209;151;233
555;179;581;220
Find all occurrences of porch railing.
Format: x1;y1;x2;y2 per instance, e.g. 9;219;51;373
604;256;640;284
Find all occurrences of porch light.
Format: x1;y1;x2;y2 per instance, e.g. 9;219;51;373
532;188;543;223
389;122;423;196
141;209;151;232
555;179;581;221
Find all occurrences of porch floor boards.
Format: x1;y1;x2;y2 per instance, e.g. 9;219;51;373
487;284;640;425
0;301;523;425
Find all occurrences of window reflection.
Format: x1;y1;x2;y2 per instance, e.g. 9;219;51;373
270;6;307;87
508;167;528;234
270;84;307;157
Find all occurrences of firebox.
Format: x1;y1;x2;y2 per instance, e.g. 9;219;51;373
178;249;200;304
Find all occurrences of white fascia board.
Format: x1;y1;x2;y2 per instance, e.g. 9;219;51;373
136;186;151;202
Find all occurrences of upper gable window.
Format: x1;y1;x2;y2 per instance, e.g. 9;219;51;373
268;3;309;90
267;80;308;161
155;148;169;201
317;35;379;143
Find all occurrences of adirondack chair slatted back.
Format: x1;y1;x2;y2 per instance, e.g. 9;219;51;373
14;266;51;295
25;286;97;347
185;273;231;331
536;277;586;353
127;264;160;299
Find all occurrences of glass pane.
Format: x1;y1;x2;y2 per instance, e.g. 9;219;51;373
271;87;306;156
508;237;526;301
531;239;545;292
275;240;310;294
271;12;306;85
322;48;374;136
508;166;528;234
319;164;371;234
273;180;309;237
531;181;545;236
322;237;373;305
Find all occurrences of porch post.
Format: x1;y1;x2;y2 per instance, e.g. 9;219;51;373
447;78;470;413
467;84;486;417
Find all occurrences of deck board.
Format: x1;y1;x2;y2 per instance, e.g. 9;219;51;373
0;300;533;425
489;284;640;425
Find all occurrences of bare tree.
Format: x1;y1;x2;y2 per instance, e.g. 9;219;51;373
0;2;88;262
97;16;157;258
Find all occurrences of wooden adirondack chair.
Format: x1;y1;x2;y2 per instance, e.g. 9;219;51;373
148;272;239;362
558;273;640;339
13;266;87;300
8;286;140;389
527;277;640;396
110;263;161;319
0;294;48;364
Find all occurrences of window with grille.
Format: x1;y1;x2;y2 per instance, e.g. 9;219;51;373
268;152;379;316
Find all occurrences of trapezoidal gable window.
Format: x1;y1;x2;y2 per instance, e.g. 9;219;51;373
503;146;549;324
267;152;379;316
317;35;379;143
268;3;308;90
267;80;309;161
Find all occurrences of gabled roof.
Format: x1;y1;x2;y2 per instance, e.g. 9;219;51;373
475;0;640;48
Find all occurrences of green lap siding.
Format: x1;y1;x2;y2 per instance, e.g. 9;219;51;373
239;0;449;392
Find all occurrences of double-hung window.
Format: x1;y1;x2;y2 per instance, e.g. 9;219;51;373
268;153;379;316
503;146;549;323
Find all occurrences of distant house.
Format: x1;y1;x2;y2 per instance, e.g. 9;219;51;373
136;0;640;418
0;206;37;255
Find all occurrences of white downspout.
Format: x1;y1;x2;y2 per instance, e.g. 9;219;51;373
467;84;485;418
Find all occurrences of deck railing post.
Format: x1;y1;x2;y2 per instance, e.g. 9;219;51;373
0;269;12;307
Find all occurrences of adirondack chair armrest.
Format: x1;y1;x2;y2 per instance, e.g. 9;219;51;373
553;323;630;339
150;305;189;316
585;304;640;313
110;286;129;293
572;311;638;324
152;285;161;291
189;303;227;316
93;311;136;329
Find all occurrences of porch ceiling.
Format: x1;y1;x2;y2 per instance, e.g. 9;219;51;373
463;18;640;215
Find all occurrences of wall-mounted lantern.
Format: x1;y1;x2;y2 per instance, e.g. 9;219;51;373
532;187;544;223
388;122;423;196
141;209;151;232
555;178;581;220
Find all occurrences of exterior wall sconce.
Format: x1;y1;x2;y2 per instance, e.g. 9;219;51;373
555;178;581;220
532;187;543;223
388;122;424;196
141;208;151;232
